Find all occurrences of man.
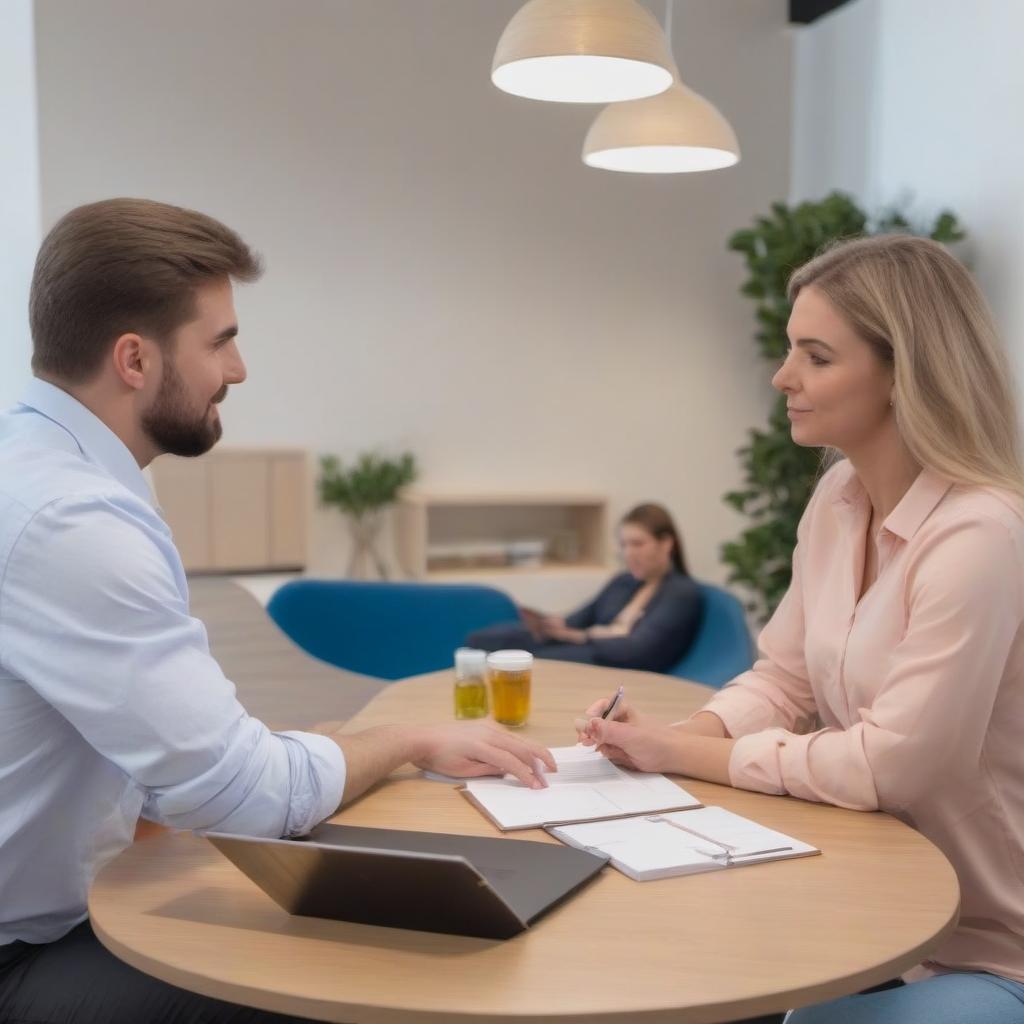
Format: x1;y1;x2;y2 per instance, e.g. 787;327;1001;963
0;198;554;1023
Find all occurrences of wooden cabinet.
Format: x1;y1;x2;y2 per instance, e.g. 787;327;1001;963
394;492;608;579
151;449;308;573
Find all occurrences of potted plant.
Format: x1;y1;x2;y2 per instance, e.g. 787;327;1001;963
318;452;417;578
722;191;964;621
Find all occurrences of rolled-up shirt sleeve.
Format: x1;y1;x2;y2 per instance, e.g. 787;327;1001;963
0;495;346;837
727;514;1022;812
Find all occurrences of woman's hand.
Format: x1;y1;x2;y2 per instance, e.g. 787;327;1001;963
544;617;588;644
583;718;682;774
574;692;644;743
585;623;627;640
583;718;736;785
540;614;566;637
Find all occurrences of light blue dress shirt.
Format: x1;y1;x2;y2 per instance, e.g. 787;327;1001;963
0;379;346;944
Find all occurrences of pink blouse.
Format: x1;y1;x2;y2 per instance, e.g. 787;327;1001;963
701;460;1024;980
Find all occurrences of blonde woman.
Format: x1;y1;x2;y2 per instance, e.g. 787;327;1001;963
579;236;1024;1022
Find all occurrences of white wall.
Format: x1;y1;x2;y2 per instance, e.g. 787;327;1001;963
789;0;878;203
791;0;1024;374
0;0;39;409
33;0;792;585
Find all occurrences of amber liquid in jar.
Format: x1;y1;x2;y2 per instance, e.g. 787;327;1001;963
489;668;531;728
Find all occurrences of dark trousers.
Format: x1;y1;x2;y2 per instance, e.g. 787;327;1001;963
0;921;315;1024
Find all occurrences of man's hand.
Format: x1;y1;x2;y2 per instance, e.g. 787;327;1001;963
413;721;556;790
328;722;557;808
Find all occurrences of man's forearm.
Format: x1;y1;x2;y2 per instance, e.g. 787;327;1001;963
329;725;427;807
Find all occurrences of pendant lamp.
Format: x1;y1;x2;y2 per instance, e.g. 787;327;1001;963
582;80;740;172
581;0;740;173
492;0;675;104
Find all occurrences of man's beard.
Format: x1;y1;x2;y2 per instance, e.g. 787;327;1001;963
142;360;225;458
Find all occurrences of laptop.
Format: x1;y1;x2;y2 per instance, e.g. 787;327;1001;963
206;822;608;940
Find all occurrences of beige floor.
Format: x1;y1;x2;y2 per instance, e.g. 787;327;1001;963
187;576;386;731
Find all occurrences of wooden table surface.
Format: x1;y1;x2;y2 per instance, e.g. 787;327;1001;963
90;661;960;1023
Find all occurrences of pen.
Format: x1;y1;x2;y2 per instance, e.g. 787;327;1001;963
601;686;625;720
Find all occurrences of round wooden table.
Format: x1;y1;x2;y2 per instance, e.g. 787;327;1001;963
90;662;960;1023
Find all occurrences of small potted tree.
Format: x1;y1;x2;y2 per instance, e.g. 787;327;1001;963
318;452;417;579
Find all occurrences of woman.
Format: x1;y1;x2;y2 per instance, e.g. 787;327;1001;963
580;236;1024;1022
467;503;700;673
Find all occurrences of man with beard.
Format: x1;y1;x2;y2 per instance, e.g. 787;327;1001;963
0;199;553;1023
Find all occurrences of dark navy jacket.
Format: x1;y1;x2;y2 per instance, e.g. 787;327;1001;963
564;570;701;672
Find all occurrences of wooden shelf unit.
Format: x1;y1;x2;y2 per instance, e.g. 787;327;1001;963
151;448;309;573
395;492;608;579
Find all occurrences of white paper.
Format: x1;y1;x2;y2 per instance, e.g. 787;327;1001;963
550;805;819;880
463;746;701;830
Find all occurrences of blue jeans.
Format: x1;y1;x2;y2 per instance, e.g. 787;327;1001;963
786;972;1024;1023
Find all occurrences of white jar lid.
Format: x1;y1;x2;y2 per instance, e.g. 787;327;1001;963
455;647;487;674
486;649;533;672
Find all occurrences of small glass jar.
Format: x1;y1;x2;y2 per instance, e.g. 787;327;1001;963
453;647;489;719
487;649;533;728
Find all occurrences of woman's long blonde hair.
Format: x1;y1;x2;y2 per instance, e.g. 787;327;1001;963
788;234;1024;500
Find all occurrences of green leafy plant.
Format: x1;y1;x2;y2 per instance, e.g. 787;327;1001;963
722;192;965;621
318;452;417;578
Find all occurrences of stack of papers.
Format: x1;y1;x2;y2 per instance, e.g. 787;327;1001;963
460;747;820;881
549;806;819;881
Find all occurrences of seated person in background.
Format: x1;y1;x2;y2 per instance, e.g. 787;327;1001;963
467;504;700;672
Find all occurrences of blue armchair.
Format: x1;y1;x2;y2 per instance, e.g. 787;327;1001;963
669;583;754;688
266;579;519;681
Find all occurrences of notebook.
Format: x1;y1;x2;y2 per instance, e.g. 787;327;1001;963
206;822;608;940
548;805;819;881
461;745;702;831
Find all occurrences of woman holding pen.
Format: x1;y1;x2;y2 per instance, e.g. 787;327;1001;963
579;236;1024;1022
468;503;701;673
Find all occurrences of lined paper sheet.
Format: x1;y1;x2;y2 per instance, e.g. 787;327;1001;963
462;746;701;831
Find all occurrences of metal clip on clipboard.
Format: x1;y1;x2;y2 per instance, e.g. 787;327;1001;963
644;815;793;865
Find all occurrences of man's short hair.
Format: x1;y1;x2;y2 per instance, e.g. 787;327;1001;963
29;197;263;383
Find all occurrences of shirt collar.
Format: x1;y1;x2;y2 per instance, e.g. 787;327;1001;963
18;378;156;508
832;462;953;542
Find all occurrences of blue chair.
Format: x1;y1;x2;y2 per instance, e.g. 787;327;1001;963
266;579;519;680
668;583;755;688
